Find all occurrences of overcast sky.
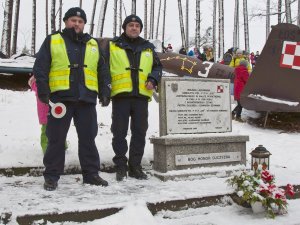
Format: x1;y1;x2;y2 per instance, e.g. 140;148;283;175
0;0;297;56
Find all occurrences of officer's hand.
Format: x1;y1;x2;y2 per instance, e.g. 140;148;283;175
100;97;110;107
38;94;49;104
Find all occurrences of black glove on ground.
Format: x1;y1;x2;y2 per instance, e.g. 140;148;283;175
100;97;110;107
38;94;49;104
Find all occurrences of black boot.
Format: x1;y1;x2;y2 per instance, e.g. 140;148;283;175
128;166;148;180
83;175;108;187
44;179;58;191
116;167;127;181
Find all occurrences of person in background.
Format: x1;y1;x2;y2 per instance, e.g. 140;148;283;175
166;43;173;52
229;49;252;73
193;47;200;58
222;47;234;65
187;49;195;57
250;52;255;68
232;60;250;122
179;46;187;55
254;51;260;65
33;7;111;191
106;15;162;181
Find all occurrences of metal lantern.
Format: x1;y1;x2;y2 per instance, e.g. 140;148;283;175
250;145;272;172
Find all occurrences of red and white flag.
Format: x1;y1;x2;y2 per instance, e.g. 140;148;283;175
280;41;300;70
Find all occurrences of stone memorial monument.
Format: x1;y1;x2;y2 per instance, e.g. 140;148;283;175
150;77;249;181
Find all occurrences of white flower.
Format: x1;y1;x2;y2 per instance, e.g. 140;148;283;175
237;191;244;197
243;180;250;186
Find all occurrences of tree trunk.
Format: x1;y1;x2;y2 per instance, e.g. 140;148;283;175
89;0;98;35
298;0;300;26
51;0;56;33
218;0;224;59
144;0;147;39
1;0;13;56
233;0;239;48
113;0;118;36
46;0;49;36
11;0;20;55
58;0;62;32
149;0;155;39
162;0;166;44
285;0;292;23
213;0;217;61
195;0;200;49
119;0;122;35
177;0;186;49
155;0;162;39
79;0;82;8
131;0;136;15
31;0;36;55
96;0;108;37
266;0;270;39
243;0;249;52
185;0;189;48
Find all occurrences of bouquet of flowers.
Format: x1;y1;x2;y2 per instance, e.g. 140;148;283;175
227;166;295;218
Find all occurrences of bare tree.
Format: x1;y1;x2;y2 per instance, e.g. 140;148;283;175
11;0;20;55
195;0;201;49
155;0;162;39
185;0;189;48
113;0;118;36
177;0;186;49
278;0;282;23
144;0;147;39
1;0;13;56
51;0;56;33
218;0;224;59
46;0;49;36
119;0;122;35
96;0;108;37
298;0;300;26
149;0;155;39
243;0;249;52
162;0;166;44
233;0;239;48
31;0;36;55
212;0;217;61
131;0;136;15
58;0;62;32
285;0;292;23
266;0;270;39
89;0;98;35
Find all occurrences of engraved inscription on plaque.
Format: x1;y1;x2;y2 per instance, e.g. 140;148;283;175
175;152;241;166
165;80;231;134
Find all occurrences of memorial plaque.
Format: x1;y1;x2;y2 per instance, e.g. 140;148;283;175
165;79;231;134
175;152;241;166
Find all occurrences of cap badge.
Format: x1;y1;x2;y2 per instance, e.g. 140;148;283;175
76;11;81;16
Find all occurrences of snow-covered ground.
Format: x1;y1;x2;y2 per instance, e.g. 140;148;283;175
1;87;300;224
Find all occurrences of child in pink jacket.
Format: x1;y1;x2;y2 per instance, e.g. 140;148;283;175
28;76;49;154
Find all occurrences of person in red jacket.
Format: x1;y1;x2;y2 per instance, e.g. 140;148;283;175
232;60;249;121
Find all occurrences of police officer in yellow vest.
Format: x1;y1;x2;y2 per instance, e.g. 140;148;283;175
33;7;111;191
107;15;162;181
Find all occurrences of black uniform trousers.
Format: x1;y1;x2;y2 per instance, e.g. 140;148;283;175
111;97;148;169
43;101;100;182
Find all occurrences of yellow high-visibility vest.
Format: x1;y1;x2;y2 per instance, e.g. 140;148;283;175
109;42;153;98
49;33;99;93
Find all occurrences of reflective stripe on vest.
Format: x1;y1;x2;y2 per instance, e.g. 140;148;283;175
109;42;153;98
49;34;99;93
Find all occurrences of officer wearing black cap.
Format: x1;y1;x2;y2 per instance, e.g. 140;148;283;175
33;7;111;191
106;15;162;181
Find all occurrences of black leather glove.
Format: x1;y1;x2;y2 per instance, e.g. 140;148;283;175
100;97;110;107
38;94;49;104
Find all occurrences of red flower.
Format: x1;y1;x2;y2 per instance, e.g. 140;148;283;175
261;170;274;183
285;184;295;197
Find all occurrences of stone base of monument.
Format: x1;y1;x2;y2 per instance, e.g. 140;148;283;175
150;134;249;181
